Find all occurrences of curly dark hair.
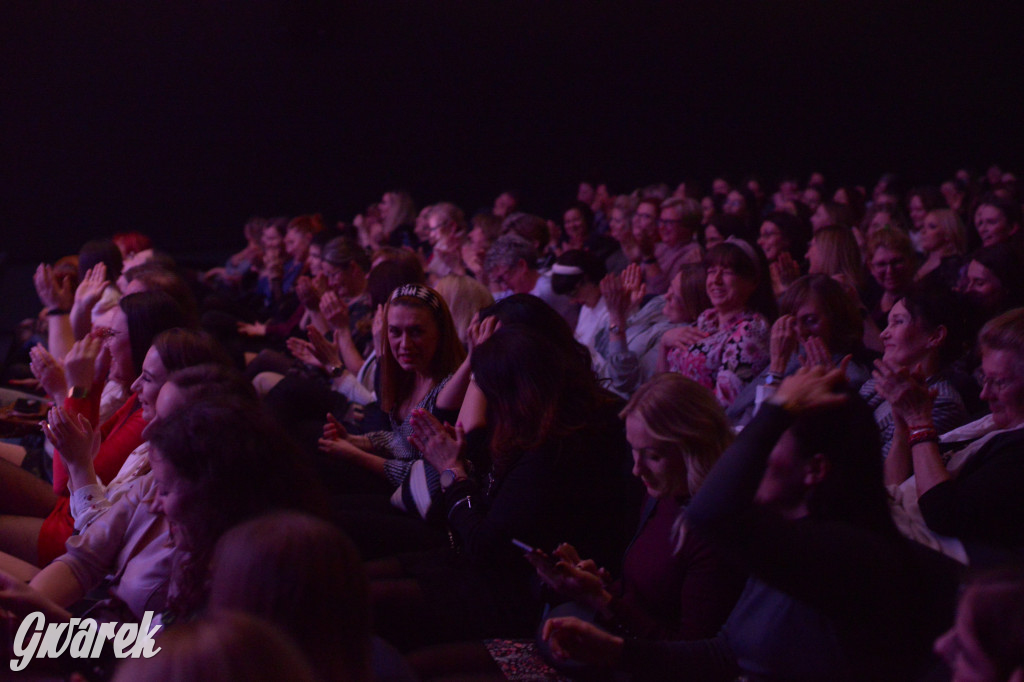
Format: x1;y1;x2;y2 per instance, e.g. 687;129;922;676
147;398;327;620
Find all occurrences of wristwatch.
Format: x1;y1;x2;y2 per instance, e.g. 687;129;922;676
67;385;90;400
763;372;784;386
440;468;466;491
326;365;344;378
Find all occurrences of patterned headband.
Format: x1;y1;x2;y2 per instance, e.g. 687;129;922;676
389;283;442;312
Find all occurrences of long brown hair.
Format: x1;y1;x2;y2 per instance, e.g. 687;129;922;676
472;324;614;473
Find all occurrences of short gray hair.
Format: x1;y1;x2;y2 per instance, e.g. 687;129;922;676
485;233;538;271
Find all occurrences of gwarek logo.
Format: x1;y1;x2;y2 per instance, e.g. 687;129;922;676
9;611;161;672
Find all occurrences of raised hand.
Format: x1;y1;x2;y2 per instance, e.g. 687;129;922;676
769;315;800;373
600;273;630;326
29;344;67;399
63;335;105;391
771;360;851;414
73;263;108;313
34;263;73;311
42;406;100;470
408;408;465;472
620;263;646;308
466;314;500;355
769;252;801;295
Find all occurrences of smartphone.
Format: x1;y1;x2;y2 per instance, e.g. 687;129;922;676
512;538;557;570
11;398;44;417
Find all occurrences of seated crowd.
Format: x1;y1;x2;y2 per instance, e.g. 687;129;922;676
1;166;1023;681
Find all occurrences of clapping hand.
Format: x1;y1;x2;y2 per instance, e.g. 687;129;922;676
286;336;321;368
307;326;343;370
769;315;799;372
872;359;935;426
73;263;108;314
801;336;834;369
319;291;350;331
408;408;465;472
42;406;100;470
29;344;67;399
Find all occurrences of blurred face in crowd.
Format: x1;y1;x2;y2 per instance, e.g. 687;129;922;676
106;308;134;384
794;297;831;345
284;228;310;262
563;208;587;249
870;246;912;293
978;348;1024;430
609;208;631;244
261;227;283;255
131;346;169;422
704;225;724;251
802;187;823;213
810;203;831;232
626;414;687;498
757;220;787;262
919;213;951;254
933;586;1014;682
149;448;191;547
908;195;927;230
306;244;323;277
706;262;755;314
493;192;516;218
632;202;658;245
975;204;1019;248
662;272;692;324
379;193;396;221
964;260;1003;310
723;191;746;217
701;196;715;223
658;205;692;247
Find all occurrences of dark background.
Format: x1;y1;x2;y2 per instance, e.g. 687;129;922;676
4;1;1024;263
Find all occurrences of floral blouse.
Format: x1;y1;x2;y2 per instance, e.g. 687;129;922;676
667;308;771;408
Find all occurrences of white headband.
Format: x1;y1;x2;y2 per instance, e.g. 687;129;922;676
551;263;584;276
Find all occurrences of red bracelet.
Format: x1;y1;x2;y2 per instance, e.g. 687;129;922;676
908;427;938;447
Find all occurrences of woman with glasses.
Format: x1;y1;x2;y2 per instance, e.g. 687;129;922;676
660;241;775;409
886;307;1024;566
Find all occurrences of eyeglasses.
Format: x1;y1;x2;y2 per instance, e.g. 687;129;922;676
979;372;1016;392
658;218;684;226
871;257;907;270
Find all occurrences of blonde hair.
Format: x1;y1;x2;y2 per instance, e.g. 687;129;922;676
812;226;865;289
925;208;967;255
434;275;494;346
979;307;1024;375
620;373;733;497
